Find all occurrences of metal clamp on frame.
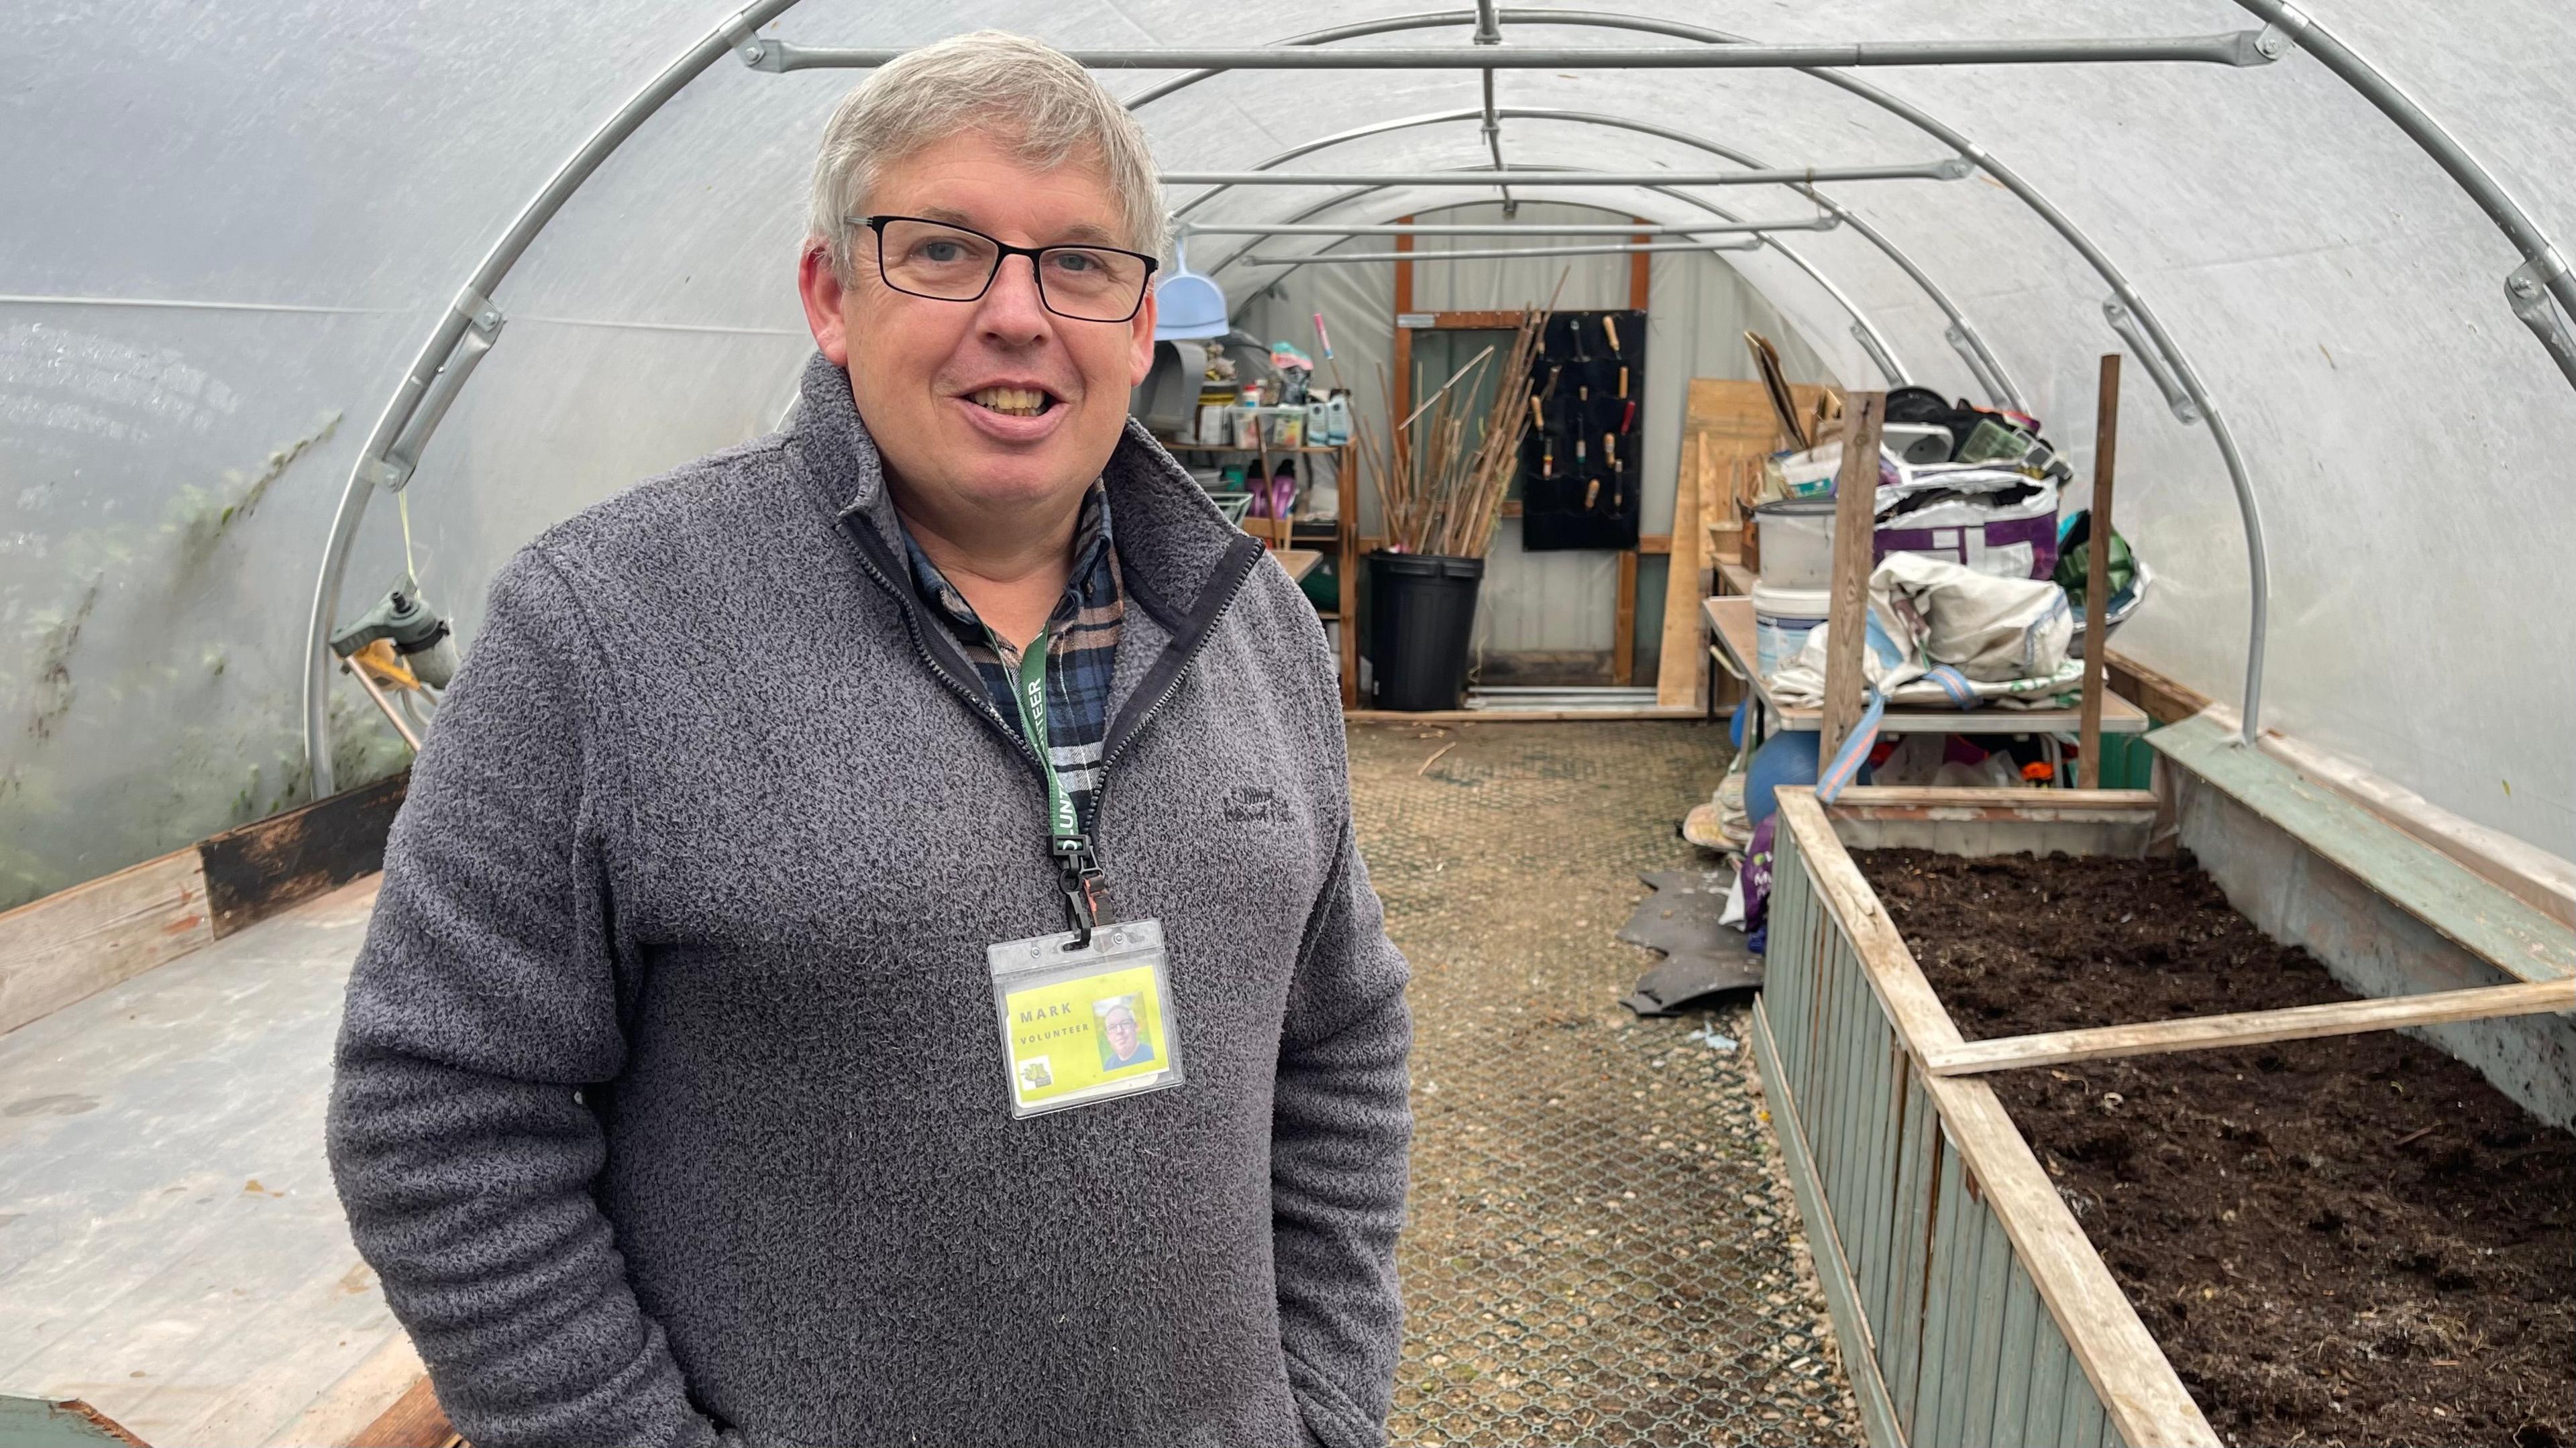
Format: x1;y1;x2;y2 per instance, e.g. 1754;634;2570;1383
2506;252;2576;381
2102;299;2202;424
371;288;506;494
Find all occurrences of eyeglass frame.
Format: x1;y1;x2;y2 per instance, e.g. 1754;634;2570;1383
847;214;1162;323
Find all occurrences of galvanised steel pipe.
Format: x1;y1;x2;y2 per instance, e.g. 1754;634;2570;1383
301;0;806;795
1223;174;1915;386
1187;217;1833;236
1163;163;1967;186
2233;0;2576;391
1175;108;1988;399
748;34;2277;73
1240;237;1766;264
1128;7;2266;734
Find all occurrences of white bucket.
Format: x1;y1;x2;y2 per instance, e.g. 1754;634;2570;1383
1751;582;1832;678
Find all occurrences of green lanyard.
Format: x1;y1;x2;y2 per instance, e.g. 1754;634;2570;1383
998;627;1104;942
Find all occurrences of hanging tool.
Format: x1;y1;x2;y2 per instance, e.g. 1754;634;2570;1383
331;580;458;688
1617;365;1628;399
1585;477;1602;510
1605;431;1617;473
1620;399;1637;435
1603;314;1621;356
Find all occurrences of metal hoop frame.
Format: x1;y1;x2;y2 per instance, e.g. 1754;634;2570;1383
303;0;2570;791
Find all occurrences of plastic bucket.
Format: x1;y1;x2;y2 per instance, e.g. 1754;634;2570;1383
1750;498;1837;589
1366;551;1485;711
1750;581;1831;678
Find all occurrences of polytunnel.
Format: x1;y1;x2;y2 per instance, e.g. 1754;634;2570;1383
2;2;2573;1445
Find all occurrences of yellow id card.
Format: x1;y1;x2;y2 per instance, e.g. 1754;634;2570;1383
987;919;1183;1117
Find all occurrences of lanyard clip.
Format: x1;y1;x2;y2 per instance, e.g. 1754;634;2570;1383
1055;835;1105;948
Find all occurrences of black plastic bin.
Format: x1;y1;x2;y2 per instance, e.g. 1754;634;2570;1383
1366;551;1485;711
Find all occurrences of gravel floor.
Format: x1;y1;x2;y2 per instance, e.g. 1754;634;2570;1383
1350;720;1864;1448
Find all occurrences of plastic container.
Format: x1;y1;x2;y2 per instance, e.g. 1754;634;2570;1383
1751;498;1837;589
1750;581;1831;678
1366;551;1485;711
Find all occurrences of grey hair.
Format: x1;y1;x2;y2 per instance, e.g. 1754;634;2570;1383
807;30;1168;282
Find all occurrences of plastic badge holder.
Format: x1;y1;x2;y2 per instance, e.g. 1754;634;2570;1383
987;920;1185;1119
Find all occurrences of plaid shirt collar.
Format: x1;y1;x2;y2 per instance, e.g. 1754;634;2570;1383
898;482;1124;833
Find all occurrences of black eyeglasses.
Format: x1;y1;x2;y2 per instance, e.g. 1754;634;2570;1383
851;215;1159;323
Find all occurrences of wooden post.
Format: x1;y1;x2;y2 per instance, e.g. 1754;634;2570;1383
1389;216;1415;486
1818;392;1885;762
2078;355;2121;788
1612;219;1651;687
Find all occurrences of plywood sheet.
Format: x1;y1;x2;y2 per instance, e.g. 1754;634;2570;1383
0;877;419;1445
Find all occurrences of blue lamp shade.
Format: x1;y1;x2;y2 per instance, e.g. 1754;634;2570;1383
1155;270;1230;340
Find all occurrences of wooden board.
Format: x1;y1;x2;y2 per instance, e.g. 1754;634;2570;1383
1612;550;1638;686
2102;647;2212;726
1747;998;1909;1448
199;771;407;938
1777;786;2220;1447
0;849;211;1037
1662;378;1794;712
1653;426;1707;709
0;1397;149;1445
342;1375;458;1448
1818;394;1885;761
1342;706;1703;723
1918;1074;2222;1447
0;878;425;1446
2151;712;2576;983
1924;978;2576;1078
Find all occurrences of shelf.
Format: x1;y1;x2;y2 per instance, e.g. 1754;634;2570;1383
1703;596;2149;736
1156;439;1348;455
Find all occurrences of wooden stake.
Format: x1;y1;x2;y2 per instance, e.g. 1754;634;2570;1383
1818;393;1886;762
2078;354;2121;789
1921;978;2576;1078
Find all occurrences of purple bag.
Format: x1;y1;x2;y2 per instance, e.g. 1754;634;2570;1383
1873;465;2059;580
1741;815;1777;956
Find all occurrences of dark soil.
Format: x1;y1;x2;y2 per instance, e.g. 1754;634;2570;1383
1856;848;2576;1448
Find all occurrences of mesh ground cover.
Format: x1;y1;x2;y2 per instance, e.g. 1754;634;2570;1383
1350;720;1862;1447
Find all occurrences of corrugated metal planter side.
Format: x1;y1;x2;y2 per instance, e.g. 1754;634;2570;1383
1750;787;2218;1448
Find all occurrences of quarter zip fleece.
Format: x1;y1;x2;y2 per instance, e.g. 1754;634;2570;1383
325;353;1411;1448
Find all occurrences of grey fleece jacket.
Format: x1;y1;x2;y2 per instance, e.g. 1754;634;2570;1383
325;353;1412;1448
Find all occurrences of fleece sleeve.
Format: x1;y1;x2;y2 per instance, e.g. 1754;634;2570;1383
1272;803;1415;1448
325;547;720;1448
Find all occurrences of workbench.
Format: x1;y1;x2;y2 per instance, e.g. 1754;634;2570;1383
1703;595;2150;742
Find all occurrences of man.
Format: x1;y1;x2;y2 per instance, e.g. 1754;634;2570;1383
327;30;1411;1448
1099;999;1154;1071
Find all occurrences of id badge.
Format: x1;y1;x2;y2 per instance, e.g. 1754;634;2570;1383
987;919;1185;1118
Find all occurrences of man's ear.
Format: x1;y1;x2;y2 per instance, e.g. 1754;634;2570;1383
799;239;851;365
1126;288;1159;388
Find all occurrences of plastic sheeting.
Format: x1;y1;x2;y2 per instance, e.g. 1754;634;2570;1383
3;0;2572;907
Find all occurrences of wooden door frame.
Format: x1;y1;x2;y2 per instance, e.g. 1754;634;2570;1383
1385;217;1653;688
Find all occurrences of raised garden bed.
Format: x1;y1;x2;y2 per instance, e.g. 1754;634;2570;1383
1861;847;2575;1447
1750;781;2576;1448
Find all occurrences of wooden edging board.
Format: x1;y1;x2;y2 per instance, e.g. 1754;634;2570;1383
1341;706;1704;722
1774;788;2222;1448
1748;995;1908;1448
0;771;409;1040
1924;978;2576;1078
2151;712;2575;985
